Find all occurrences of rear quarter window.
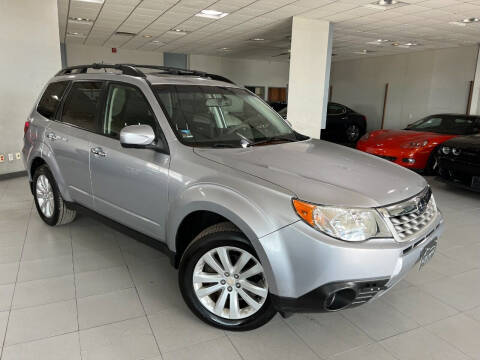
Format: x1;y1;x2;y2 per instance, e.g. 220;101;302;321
36;81;69;120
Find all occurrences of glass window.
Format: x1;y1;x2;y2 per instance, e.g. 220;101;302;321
154;85;298;147
406;115;478;135
327;103;345;115
103;84;157;138
61;82;104;131
37;81;69;120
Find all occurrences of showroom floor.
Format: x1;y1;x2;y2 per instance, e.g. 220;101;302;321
0;176;479;360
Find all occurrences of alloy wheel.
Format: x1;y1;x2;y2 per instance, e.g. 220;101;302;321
36;175;54;218
346;124;360;142
193;246;268;320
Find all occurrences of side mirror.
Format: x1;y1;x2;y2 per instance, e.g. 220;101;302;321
120;125;155;148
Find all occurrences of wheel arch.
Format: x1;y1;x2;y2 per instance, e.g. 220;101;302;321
27;144;73;202
167;184;279;290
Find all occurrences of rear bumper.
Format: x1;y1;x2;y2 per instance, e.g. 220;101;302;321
260;212;444;314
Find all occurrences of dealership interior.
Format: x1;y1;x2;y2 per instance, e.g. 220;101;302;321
1;0;480;359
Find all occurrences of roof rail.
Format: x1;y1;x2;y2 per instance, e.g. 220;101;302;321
55;63;143;77
122;64;236;84
55;63;236;84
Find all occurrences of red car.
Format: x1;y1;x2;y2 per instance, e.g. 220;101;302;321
357;114;480;173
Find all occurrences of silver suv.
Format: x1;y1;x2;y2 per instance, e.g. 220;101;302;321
23;64;444;330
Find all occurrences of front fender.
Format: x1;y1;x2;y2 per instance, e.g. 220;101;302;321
167;183;294;295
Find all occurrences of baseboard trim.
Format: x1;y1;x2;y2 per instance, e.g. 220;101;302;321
0;170;28;181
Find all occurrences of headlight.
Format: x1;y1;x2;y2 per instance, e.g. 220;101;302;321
452;148;461;156
442;146;451;155
292;199;391;241
402;140;428;148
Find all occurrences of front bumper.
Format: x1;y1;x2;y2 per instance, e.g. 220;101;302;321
259;212;444;313
437;157;480;191
356;143;430;170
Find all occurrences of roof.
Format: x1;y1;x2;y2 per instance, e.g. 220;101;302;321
431;114;480;119
55;63;236;87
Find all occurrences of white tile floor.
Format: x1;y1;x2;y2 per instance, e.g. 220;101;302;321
0;175;479;360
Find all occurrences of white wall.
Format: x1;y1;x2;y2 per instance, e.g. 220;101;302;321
0;0;61;175
66;43;164;66
65;45;289;97
330;46;478;131
190;54;290;90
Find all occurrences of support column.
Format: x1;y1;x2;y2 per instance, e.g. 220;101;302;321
469;45;480;115
287;17;333;139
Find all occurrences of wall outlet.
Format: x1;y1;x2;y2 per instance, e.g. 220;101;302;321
8;153;13;162
0;154;4;163
15;152;21;160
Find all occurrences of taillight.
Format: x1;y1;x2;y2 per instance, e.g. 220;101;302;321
24;121;30;134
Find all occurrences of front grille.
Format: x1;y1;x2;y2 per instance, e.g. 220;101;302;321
381;187;437;242
375;154;397;162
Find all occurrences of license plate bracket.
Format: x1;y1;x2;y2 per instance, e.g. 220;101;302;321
419;238;437;270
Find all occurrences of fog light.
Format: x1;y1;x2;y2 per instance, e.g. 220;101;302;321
402;158;416;164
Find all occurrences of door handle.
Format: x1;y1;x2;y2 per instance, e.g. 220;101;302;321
46;132;62;141
91;147;107;157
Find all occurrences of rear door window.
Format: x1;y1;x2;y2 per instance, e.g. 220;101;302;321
37;81;69;120
61;81;104;132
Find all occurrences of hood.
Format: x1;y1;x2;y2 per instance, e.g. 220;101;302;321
443;134;480;148
366;130;454;147
194;139;427;208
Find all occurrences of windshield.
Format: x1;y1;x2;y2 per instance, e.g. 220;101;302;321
406;115;480;135
278;107;287;117
154;85;300;147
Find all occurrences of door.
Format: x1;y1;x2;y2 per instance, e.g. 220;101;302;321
89;82;170;240
324;103;348;139
47;81;105;208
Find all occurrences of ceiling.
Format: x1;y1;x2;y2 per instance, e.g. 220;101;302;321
58;0;480;62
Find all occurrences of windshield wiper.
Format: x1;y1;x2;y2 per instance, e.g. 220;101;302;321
212;143;237;148
247;136;297;147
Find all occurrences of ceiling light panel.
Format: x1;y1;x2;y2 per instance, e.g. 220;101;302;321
364;0;407;11
195;9;229;19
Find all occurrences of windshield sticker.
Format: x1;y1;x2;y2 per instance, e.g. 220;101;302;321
180;129;194;138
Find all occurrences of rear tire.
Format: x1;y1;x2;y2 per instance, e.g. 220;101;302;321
33;165;76;226
345;123;361;143
179;222;276;331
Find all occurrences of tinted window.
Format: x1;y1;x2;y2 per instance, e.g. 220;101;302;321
61;82;104;131
103;84;156;138
327;103;345;115
407;115;479;135
37;81;69;119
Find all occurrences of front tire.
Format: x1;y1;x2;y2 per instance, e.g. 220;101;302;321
33;165;76;226
179;222;276;331
424;149;440;175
